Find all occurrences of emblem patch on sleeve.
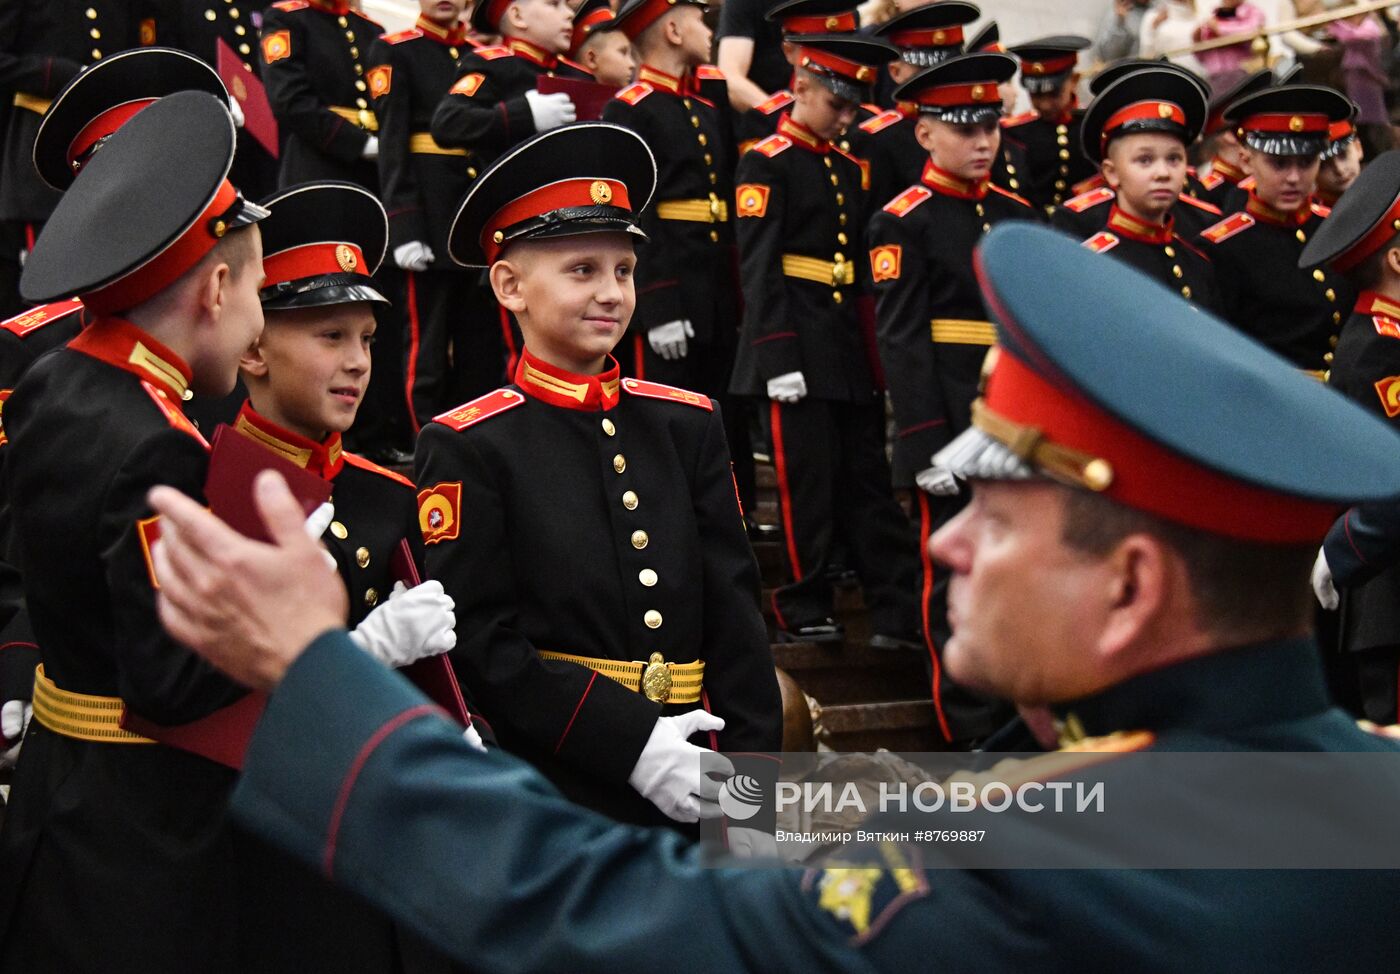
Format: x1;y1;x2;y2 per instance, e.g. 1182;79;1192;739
1374;314;1400;340
1375;375;1400;418
418;482;463;545
262;30;292;63
367;65;392;98
735;184;770;218
451;72;485;97
869;244;901;283
136;516;163;589
139;17;156;44
803;842;929;945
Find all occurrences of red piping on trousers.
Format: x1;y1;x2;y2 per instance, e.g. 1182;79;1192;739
769;400;802;581
633;332;646;381
403;271;422;433
918;492;954;743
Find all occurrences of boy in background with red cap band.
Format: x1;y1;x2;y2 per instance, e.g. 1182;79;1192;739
569;0;635;88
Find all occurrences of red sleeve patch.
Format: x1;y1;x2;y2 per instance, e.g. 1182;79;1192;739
139;17;156;44
418;482;463;545
433;388;526;430
621;378;713;410
883;185;932;217
343;452;414;487
450;72;485;97
136;515;163;589
869;244;901;283
735;184;770;218
262;30;292;63
616;82;653;105
1064;186;1114;213
1376;375;1400;418
2;297;83;337
858;109;902;134
1200;212;1255;244
1083;231;1119;254
752;135;791;158
367;64;392;98
1374;315;1400;340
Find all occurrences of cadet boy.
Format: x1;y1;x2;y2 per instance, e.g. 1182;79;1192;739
1002;35;1096;212
569;0;636;88
415;123;781;829
1315;111;1362;208
730;35;920;649
866;51;1036;745
1196;68;1273;211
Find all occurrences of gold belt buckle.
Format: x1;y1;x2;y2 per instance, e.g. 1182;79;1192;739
358;108;374;130
641;652;672;703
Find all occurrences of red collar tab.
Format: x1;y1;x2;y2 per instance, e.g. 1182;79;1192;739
1020;52;1077;76
1210;155;1245;184
638;64;685;95
483;177;632;263
514;350;622;411
783;9;858;34
795;46;877;85
69;99;155;171
921;159;989;200
82;178;239;315
1106;205;1174;245
1356;291;1400;318
981;349;1341;543
69;316;193;402
1246;192;1310;228
1102;99;1186;147
416;14;469;46
571;6;615;52
1240;112;1328;135
889;24;963;49
505;37;558;69
910;79;1003;110
308;0;351;14
263;242;370;289
233;401;344;480
777;113;828;152
1331;192;1400;273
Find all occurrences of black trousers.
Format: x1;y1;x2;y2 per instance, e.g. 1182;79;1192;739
403;269;506;429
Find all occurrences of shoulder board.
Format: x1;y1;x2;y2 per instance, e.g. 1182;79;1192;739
752;134;791;157
1070;173;1106;196
695;64;724;80
343;451;415;487
861;102;881;115
433;388;525;430
475;45;513;60
1200;212;1255;244
559;55;590;74
2;297;83;337
1311;201;1332;218
1239;175;1257;191
883;185;933;217
621;377;712;410
1064;186;1115;213
1198;170;1226;190
140;381;209;447
1001;111;1036;128
615;82;653;105
988;184;1033;208
755;90;794;115
1083;231;1119;253
272;0;308;10
858;109;903;135
1373;315;1400;340
383;28;422;44
1176;193;1221;215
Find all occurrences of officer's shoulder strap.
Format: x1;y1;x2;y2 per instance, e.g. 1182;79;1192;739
559;55;591;74
989;184;1033;209
343;452;415;488
271;0;309;10
1083;230;1119;254
474;45;514;60
1176;192;1221;215
432;388;526;430
621;377;713;410
1001;111;1037;128
382;27;423;44
1200;211;1255;244
883;184;933;217
858;109;903;134
752;134;791;157
754;90;794;115
1063;185;1114;213
1;297;83;338
615;81;654;105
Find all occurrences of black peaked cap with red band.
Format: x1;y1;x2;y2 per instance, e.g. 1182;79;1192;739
933;223;1400;543
1300;150;1400;274
21;91;267;310
257;181;389;311
765;0;862;36
893;51;1017;125
1081;67;1207;163
448;122;656;268
872;1;979;67
570;0;618;56
1224;84;1352;158
1203;67;1271;136
966;19;1002;53
1008;35;1088;94
610;0;709;41
790;35;898;102
1090;56;1204;98
34;47;228;192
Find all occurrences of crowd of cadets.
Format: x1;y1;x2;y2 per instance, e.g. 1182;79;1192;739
1;0;1399;865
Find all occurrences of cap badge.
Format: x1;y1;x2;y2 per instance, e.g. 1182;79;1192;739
971;84;985;100
335;244;358;272
1289;115;1304;132
932;30;945;43
825;16;838;29
590;180;613;205
857;66;872;81
1158;103;1173;119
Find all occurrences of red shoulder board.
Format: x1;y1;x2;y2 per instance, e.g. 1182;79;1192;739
1200;212;1255;244
1239;175;1257;191
621;377;712;410
858;109;903;135
272;0;308;10
1374;315;1400;340
1176;193;1221;215
755;90;794;115
1001;111;1036;128
383;28;423;44
559;55;591;74
1198;170;1226;190
616;82;653;105
752;134;791;157
140;381;209;447
1083;231;1119;254
475;45;513;60
1311;201;1332;218
1070;173;1106;196
695;64;724;80
883;185;932;217
343;452;414;487
989;184;1033;208
1064;186;1114;213
2;297;83;337
433;388;525;430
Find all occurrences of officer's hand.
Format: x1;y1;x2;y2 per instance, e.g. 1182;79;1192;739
628;710;734;822
349;580;457;667
648;319;693;360
394;241;435;272
766;371;808;403
915;463;960;496
1312;547;1339;611
361;135;380;160
524;90;576;131
228;96;246;128
0;700;32;770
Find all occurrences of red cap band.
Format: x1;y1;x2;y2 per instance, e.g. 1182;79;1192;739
783;10;858;33
69;100;156;168
1102;100;1187;148
912;80;1004;108
262;242;369;288
482;0;512;28
615;0;678;39
482;177;631;263
1329;119;1356;141
1331;194;1400;274
1240;112;1328;134
571;6;614;51
889;24;963;48
1020;52;1077;76
796;47;876;84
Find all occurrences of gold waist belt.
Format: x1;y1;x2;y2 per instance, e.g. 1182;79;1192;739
655;196;729;223
409;132;467;156
31;664;155;745
536;650;704;704
931;318;997;346
782;253;854;287
330;105;379;132
13;93;51;114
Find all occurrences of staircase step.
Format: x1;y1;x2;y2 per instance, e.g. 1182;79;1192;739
772;640;928;705
818;700;943;752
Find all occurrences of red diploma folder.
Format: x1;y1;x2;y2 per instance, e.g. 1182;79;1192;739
391;541;473;726
216;38;280;158
536;75;619;121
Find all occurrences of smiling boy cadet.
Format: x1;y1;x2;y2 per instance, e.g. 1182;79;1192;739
415;122;781;830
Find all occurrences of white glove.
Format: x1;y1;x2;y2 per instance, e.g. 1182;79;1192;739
648;320;694;361
1312;547;1339;611
628;709;733;822
462;723;487;753
305;501;335;540
916;463;960;496
348;580;457;666
394;241;435;272
524;90;576;131
361;135;380;160
228;95;246;128
1;700;32;770
766;371;808;403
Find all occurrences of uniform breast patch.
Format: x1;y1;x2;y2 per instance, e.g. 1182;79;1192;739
367;65;392;98
735;184;770;218
1375;376;1400;418
418;482;462;545
451;72;485;97
869;244;901;282
262;30;292;63
1374;314;1400;340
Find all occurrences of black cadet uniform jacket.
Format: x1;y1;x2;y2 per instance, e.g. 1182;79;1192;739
416;353;781;828
602;66;739;344
0;0;148;224
1078;205;1220;312
260;0;384;189
730;114;879;401
867;163;1037;486
1050;183;1223;240
1198;196;1353;373
368;20;478;267
153;0;268;70
1001;108;1097;212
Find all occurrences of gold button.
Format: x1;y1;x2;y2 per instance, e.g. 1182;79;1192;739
235;24;246;34
622;490;639;510
1056;135;1068;146
331;521;348;539
1330;334;1340;347
709;229;719;242
704;153;712;165
1313;269;1326;282
338;14;349;26
450;47;458;56
833;290;843;304
345;30;355;42
613;454;626;473
228;5;239;15
824;157;833;168
1333;311;1343;325
690;115;700;127
203;8;216;21
1172;266;1183;279
631;530;649;549
1181;286;1192;299
1296;229;1307;243
355;79;367;91
355;97;367;108
1164;246;1175;258
365;588;379;607
644;610;663;629
639;568;658;587
1056;124;1067;135
1010;179;1020;190
601;418;615;436
238;42;250;53
86;6;97;17
1058;149;1070;160
975;204;985;217
1324;351;1334;363
90;26;101;37
982;223;992;233
1007;164;1017;174
355;547;370;568
836;193;844;205
698;133;707;146
350;45;358;57
354;63;363;75
1055;179;1066;190
709;172;717;185
829;173;839;186
683;98;692;108
1325;288;1336;302
837;232;848;245
839;213;847;226
91;48;101;59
